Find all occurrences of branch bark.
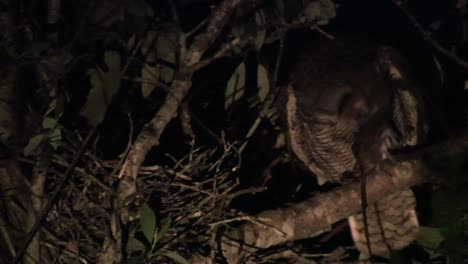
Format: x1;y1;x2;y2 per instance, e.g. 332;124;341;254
217;131;468;264
219;159;429;263
217;132;468;263
117;0;244;208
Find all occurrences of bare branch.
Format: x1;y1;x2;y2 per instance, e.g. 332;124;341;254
217;131;468;263
394;0;468;70
220;159;429;263
185;37;245;72
117;0;245;219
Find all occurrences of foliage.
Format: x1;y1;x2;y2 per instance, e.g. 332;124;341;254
416;154;468;263
80;52;121;127
126;204;189;264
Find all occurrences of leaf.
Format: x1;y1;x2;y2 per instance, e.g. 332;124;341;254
303;1;320;22
161;251;191;264
231;24;246;38
254;11;266;50
274;133;285;149
431;189;468;226
303;0;336;25
80;51;121;126
257;64;270;103
42;117;58;129
439;225;468;262
416;226;445;250
43;117;62;149
126;237;147;253
126;255;145;264
127;34;136;50
141;64;160;98
225;63;246;110
141;31;155;57
126;0;154;18
140;203;157;244
274;0;285;16
155;217;172;244
30;41;50;56
23;135;45;156
295;183;303;192
156;33;176;83
318;0;336;25
429;21;441;31
48;128;62;150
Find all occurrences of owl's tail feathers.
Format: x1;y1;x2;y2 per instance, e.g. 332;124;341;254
347;189;419;257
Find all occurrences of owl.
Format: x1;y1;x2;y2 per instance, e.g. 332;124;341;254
280;35;427;257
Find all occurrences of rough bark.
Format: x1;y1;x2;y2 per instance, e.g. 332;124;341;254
219;159;430;263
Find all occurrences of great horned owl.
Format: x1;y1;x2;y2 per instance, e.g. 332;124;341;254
280;35;427;257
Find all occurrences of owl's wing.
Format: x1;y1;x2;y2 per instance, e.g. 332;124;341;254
280;38;427;257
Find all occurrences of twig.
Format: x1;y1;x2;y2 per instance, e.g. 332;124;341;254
360;169;374;262
118;0;244;203
183;37;244;72
209;215;257;228
311;25;334;40
273;36;285;86
168;0;182;30
226;187;267;200
393;0;468;70
13;127;98;264
187;19;208;38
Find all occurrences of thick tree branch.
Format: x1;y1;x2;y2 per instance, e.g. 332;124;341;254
217;132;468;264
219;159;429;263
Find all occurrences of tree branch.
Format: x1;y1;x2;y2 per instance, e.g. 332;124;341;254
117;0;244;215
219;159;428;263
216;132;468;264
393;0;468;70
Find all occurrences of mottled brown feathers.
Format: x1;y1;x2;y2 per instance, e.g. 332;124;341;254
280;35;427;257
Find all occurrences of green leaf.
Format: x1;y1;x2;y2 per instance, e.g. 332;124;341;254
126;237;147;253
254;11;266;50
141;64;159;98
156;33;177;83
126;255;145;264
42;117;58;129
140;203;157;244
80;51;121;126
303;0;336;25
225;63;246;110
439;225;468;263
318;0;336;25
416;226;445;250
257;64;270;103
160;251;191;264
48;128;62;150
23;135;45;156
431;190;467;226
155;217;172;244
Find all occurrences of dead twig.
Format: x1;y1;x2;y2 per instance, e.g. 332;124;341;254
394;0;468;70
